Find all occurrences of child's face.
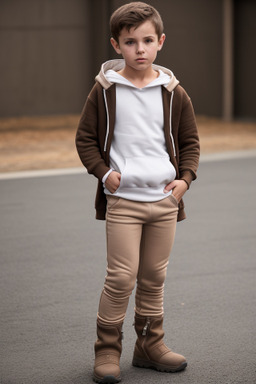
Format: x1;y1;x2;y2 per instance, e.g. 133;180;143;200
111;20;165;73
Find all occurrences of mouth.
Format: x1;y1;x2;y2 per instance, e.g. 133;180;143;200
136;58;147;62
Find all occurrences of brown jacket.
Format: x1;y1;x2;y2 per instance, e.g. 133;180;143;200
76;60;200;221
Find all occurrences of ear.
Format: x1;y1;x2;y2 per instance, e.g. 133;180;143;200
110;38;122;55
157;33;166;51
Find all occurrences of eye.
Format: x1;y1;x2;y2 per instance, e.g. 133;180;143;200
145;38;154;43
125;40;134;45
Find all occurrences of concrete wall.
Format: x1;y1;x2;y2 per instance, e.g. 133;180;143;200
234;0;256;119
0;0;255;119
0;0;91;116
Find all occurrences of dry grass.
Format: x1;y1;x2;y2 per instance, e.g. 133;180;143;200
197;116;256;153
0;115;80;172
0;114;256;173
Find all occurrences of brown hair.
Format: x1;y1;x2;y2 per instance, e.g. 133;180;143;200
110;2;164;42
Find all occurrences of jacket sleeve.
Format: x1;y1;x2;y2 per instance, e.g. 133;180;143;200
76;86;110;181
178;95;200;188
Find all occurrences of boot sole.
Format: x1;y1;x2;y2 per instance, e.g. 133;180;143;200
132;357;187;373
93;374;121;383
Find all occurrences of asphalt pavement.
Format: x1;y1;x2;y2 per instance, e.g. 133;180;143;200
0;152;256;384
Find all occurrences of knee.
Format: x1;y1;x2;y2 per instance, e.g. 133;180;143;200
138;271;166;292
105;271;136;297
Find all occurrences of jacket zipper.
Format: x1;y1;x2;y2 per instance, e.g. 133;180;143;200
169;90;176;157
103;89;110;152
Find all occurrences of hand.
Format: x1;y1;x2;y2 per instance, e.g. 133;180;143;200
164;179;188;203
105;171;121;194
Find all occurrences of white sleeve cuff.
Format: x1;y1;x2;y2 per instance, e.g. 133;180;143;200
102;169;113;184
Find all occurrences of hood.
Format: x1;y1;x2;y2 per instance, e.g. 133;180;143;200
95;59;179;92
105;68;172;89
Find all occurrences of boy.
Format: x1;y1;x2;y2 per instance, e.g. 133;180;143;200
76;2;200;383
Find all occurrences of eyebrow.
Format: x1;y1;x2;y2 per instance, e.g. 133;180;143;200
123;35;156;40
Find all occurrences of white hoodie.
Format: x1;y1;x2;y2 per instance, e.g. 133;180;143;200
103;65;177;202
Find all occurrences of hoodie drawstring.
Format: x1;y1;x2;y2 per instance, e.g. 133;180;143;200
103;89;110;152
169;91;176;157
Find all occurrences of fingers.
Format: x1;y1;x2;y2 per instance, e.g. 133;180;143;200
164;180;188;202
164;181;175;193
105;171;121;193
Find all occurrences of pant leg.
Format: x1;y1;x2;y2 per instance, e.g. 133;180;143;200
98;196;144;324
135;195;178;316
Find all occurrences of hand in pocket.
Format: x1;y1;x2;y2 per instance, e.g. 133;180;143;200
105;171;121;193
164;180;188;202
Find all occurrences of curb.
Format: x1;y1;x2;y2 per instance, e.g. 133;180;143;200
0;149;256;180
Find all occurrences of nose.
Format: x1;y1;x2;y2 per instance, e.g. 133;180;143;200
136;43;145;54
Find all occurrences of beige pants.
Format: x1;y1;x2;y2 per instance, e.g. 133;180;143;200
98;195;178;324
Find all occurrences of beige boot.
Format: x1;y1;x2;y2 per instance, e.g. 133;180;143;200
93;318;122;383
132;314;187;373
